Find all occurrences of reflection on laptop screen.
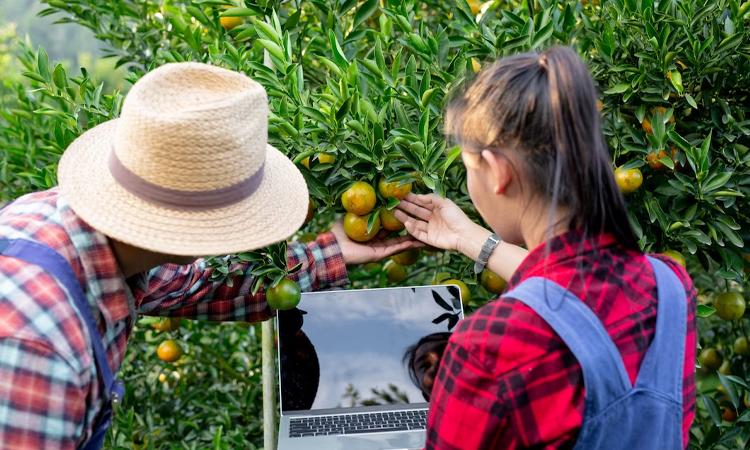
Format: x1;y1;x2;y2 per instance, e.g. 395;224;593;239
278;286;463;413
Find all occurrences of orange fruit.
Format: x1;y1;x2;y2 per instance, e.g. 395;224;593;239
722;406;737;422
467;0;481;14
596;100;604;112
392;249;420;266
157;339;183;363
646;146;678;170
641;117;653;134
266;279;302;310
151;317;181;332
384;260;408;283
317;153;336;164
699;348;722;371
652;106;676;124
719;360;732;375
442;279;471;304
660;250;686;268
301;153;336;169
734;336;749;356
343;212;380;242
642;107;675;135
614;167;643;194
480;269;507;294
220;16;243;31
378;178;413;200
342;182;377;215
380;207;404;231
471;58;481;74
715;292;746;320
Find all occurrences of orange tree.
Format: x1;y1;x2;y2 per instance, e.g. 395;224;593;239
0;0;749;448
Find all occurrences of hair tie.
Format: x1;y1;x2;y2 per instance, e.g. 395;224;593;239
538;54;548;70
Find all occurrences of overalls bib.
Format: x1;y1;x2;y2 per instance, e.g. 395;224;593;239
504;256;686;449
0;238;125;450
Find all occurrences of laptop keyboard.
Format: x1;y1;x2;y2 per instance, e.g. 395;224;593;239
288;409;427;438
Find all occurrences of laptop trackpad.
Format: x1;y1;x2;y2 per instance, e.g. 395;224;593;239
339;431;425;449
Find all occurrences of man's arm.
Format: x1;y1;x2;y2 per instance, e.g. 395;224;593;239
0;338;87;450
136;232;347;322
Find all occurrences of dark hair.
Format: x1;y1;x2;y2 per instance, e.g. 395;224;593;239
403;332;452;400
278;308;320;411
446;46;638;249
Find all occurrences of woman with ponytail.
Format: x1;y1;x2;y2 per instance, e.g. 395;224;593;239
396;47;696;449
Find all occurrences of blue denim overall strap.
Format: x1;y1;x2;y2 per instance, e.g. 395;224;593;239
0;238;125;450
633;257;687;398
503;256;686;449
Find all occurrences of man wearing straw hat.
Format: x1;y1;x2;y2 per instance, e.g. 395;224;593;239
0;62;417;449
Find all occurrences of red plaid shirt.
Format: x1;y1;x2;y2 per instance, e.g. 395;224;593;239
0;188;348;449
425;231;696;449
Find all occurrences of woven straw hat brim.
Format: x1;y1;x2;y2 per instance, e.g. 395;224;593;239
58;119;309;256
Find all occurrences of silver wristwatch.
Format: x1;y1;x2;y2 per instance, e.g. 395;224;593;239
473;233;501;274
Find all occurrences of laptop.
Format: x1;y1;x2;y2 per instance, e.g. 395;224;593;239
276;285;464;450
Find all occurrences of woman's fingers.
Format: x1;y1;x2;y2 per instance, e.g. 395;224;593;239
404;192;440;208
393;209;422;227
403;218;429;242
396;199;432;221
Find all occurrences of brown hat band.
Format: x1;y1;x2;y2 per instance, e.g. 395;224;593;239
108;150;265;211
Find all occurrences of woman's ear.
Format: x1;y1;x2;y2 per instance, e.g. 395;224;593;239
481;150;512;195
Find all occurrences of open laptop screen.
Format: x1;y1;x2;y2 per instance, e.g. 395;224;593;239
277;285;463;413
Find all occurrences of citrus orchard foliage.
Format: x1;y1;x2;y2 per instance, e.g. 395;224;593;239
0;0;748;448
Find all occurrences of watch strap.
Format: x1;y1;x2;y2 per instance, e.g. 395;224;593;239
473;233;501;274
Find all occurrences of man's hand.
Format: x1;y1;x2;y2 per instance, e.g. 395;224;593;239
330;222;424;265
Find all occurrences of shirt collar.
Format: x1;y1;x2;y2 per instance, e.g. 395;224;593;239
58;195;136;324
509;229;619;288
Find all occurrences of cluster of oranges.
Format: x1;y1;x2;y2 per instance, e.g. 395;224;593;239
341;178;412;242
613;105;681;195
696;291;748;422
339;178;511;302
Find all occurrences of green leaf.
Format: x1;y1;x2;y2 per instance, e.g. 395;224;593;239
254;19;281;44
221;7;257;17
531;21;554;49
366;209;380;234
604;83;629;94
419;108;430;144
22;71;46;84
329;30;349;67
257;39;285;62
718;373;740;409
37;48;50;82
685;93;697;109
702;395;722;426
354;0;379;29
668;70;683;95
713;220;744;247
52;64;67;89
697;304;716;318
442;146;461;176
702;172;732;193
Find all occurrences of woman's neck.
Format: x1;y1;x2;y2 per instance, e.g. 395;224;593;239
521;204;571;250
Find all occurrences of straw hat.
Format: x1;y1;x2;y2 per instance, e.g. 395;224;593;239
58;62;309;256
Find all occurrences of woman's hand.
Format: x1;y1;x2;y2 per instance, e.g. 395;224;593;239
330;222;423;265
394;193;485;253
395;193;529;282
